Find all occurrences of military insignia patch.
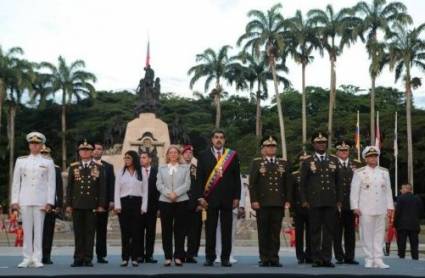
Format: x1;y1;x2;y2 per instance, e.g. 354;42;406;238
310;161;317;173
91;166;99;179
259;162;266;175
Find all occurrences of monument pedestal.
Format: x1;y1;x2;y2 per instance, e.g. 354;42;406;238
103;113;170;170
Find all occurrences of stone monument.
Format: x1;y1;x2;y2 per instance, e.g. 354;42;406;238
103;65;170;169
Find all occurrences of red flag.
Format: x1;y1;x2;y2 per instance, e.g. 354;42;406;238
145;41;150;67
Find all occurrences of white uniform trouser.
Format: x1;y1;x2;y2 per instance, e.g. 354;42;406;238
21;206;45;263
216;211;237;256
359;214;386;263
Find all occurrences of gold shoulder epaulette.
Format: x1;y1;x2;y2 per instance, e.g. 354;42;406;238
253;157;263;161
70;162;79;167
292;170;300;175
330;154;337;158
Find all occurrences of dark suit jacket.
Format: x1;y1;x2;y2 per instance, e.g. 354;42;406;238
54;166;64;208
394;192;424;232
146;166;159;212
196;148;241;209
336;159;362;210
101;160;115;206
300;154;341;208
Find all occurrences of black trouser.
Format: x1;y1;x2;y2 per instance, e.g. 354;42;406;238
72;209;97;263
42;212;56;260
159;201;188;260
139;206;158;259
186;209;203;258
95;211;108;259
205;207;233;262
118;196;142;261
257;207;283;263
294;207;311;262
397;229;419;260
333;209;355;261
309;206;335;263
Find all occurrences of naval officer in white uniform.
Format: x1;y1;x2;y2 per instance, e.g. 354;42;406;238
10;132;56;268
350;146;394;269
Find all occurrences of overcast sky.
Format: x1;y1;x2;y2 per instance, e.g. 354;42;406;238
1;0;425;107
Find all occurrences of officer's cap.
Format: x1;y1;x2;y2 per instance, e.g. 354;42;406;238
78;138;94;150
261;135;278;147
311;132;328;143
26;131;46;144
362;146;380;159
335;140;351;151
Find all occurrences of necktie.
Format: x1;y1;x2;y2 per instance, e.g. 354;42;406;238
320;155;324;162
343;162;347;168
217;151;222;160
145;168;149;176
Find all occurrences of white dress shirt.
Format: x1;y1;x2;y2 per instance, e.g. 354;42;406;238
114;169;148;213
11;153;56;206
338;158;349;167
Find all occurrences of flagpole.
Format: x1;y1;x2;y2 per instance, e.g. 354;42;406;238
395;112;398;196
356;111;360;161
376;111;380;166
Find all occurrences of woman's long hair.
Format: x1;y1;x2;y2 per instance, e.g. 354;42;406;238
122;150;143;181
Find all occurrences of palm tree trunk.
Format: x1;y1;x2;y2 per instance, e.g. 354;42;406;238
0;78;4;139
61;91;67;171
271;59;287;160
255;80;262;138
370;76;376;145
214;81;221;129
405;66;414;188
301;62;307;148
7;104;16;202
327;56;336;150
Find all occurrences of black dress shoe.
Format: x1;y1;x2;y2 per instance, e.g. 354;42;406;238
186;257;197;263
204;260;214;266
221;260;232;267
322;261;335;268
145;257;157;263
259;261;270;267
336;259;344;264
270;262;282;267
137;257;144;263
97;257;108;264
43;258;53;264
84;261;94;267
344;259;359;265
71;261;83;267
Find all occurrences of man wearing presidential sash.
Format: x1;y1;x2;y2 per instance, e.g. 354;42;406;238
249;135;292;267
196;129;241;267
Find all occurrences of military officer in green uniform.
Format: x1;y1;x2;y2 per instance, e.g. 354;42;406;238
249;135;292;267
300;132;341;268
333;140;361;265
66;139;107;267
291;152;312;264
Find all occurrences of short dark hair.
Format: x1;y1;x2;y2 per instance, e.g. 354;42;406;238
93;141;104;147
210;129;225;139
139;151;153;159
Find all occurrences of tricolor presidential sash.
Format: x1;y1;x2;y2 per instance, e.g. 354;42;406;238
203;148;237;199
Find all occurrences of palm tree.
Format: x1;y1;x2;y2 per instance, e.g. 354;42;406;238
42;56;96;170
353;0;412;144
188;45;233;128
308;5;361;149
0;46;24;139
286;10;321;147
30;69;55;109
229;52;289;138
388;23;425;188
5;58;35;200
237;3;289;160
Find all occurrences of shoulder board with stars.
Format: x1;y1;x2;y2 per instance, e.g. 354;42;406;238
70;162;80;167
292;170;300;175
253;157;263;161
